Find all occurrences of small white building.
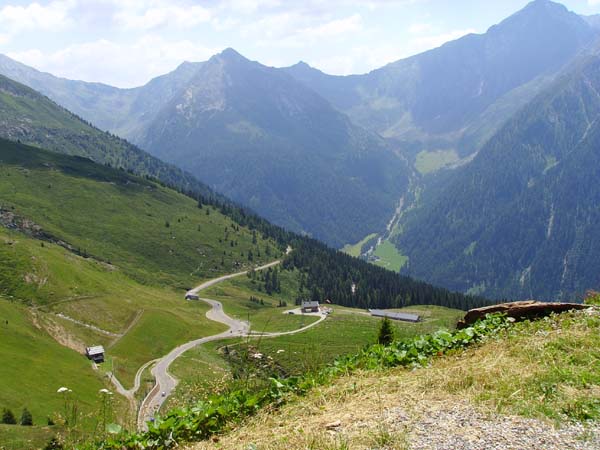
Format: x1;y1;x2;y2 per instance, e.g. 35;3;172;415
301;301;320;313
85;345;105;363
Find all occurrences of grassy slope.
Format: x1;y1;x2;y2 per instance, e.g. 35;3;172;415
373;240;408;272
342;234;409;273
250;305;463;375
190;309;600;449
341;233;377;257
0;424;55;450
109;307;226;387
0;142;284;440
414;149;460;174
0;298;113;446
0;140;279;289
1;225;229;388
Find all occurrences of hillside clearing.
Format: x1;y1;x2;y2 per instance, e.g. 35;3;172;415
415;149;460;175
373;240;408;272
341;233;377;257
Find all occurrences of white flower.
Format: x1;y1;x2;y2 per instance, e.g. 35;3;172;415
57;387;70;393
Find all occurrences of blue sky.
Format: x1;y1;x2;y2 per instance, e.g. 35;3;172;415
0;0;598;88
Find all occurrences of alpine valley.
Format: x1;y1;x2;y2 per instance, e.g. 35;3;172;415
1;0;598;301
1;0;600;448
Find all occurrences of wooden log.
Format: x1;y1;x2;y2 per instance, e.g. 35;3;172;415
457;301;591;328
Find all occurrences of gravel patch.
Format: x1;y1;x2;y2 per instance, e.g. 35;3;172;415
383;402;600;450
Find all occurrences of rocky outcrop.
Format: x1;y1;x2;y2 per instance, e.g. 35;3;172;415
458;300;591;328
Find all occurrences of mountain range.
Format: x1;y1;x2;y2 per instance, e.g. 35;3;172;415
0;50;410;248
1;0;599;300
284;0;596;159
395;45;600;300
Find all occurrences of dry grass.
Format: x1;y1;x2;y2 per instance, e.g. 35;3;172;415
187;310;600;449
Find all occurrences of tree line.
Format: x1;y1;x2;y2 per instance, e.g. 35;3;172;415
110;149;491;312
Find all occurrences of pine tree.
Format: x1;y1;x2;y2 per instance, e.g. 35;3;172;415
20;408;33;426
377;316;394;346
2;408;17;424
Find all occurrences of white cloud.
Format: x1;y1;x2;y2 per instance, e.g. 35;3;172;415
0;0;468;86
309;44;402;75
0;0;75;34
113;1;212;30
241;12;364;48
408;22;434;34
303;14;363;38
8;36;218;88
218;0;282;15
220;0;418;16
308;28;477;75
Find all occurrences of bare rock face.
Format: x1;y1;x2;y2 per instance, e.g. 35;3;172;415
458;301;591;328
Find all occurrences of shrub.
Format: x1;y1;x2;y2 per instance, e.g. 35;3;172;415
377;316;395;346
584;290;600;306
1;408;17;424
20;408;33;426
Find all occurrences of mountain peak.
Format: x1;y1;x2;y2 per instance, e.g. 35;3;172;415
285;61;326;78
489;0;591;39
216;48;248;63
522;0;568;14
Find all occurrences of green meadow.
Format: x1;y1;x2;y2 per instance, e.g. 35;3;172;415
0;141;280;290
373;240;408;272
0;142;284;444
0;298;122;448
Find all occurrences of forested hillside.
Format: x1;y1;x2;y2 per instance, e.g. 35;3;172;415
285;239;488;311
395;47;600;300
137;49;410;247
0;74;216;200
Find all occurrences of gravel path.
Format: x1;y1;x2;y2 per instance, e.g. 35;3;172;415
388;402;600;450
137;261;280;429
137;253;328;431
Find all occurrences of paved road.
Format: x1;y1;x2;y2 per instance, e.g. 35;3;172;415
109;358;157;399
136;260;294;430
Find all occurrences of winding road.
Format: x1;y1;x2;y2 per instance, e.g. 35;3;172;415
130;257;326;430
